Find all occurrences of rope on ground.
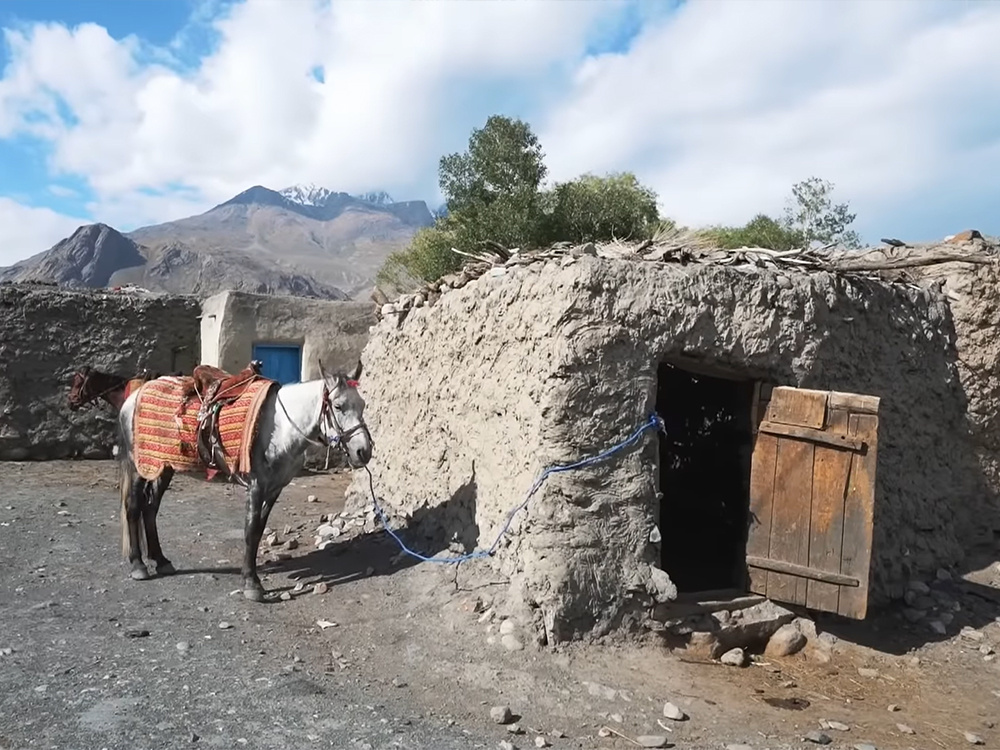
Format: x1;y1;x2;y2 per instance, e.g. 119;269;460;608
364;413;666;565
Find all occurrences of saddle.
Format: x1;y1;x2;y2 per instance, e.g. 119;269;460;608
180;360;264;480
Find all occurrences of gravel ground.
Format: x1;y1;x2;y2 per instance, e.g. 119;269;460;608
1;461;999;750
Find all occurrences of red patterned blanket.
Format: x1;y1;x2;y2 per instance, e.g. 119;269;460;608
132;376;275;481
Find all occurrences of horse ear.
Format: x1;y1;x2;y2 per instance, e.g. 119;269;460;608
317;358;335;384
348;360;362;382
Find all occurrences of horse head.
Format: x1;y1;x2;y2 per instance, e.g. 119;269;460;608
67;366;94;410
68;366;130;411
318;359;372;468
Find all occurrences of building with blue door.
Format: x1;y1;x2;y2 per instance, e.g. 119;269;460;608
200;291;375;383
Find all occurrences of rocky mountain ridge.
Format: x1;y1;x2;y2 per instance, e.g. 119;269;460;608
0;185;436;299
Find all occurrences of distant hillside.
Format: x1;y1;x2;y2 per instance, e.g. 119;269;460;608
0;223;349;300
0;185;436;299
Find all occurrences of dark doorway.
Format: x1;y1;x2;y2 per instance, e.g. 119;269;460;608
657;363;756;593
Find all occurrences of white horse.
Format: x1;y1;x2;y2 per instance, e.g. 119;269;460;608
115;363;372;602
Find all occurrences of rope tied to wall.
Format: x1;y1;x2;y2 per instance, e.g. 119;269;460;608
363;413;666;565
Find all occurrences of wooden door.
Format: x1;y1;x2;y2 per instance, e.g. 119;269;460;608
746;385;879;619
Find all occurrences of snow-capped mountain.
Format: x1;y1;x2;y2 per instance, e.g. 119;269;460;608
280;183;333;207
280;184;397;209
354;190;395;206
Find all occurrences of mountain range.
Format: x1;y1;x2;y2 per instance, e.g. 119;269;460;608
0;185;437;299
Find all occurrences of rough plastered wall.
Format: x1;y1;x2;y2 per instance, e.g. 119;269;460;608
202;291;375;378
347;256;979;643
906;259;1000;540
0;284;200;460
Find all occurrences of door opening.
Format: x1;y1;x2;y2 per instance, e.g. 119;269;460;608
657;362;756;593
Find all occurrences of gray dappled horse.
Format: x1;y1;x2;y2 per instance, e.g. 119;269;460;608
116;362;372;602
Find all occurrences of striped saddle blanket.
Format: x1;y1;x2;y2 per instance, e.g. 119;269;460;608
132;376;275;481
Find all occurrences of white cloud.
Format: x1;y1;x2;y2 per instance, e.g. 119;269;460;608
0;0;618;229
1;0;999;265
539;0;1000;239
0;198;86;265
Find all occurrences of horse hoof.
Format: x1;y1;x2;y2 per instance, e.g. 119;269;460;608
157;562;176;576
242;587;266;603
130;565;151;581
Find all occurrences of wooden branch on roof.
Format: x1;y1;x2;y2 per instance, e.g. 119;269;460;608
822;252;998;272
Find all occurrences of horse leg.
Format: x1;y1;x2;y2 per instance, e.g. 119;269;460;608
126;475;151;581
241;481;268;601
143;469;175;576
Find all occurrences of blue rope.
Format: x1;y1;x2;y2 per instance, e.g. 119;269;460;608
364;413;665;565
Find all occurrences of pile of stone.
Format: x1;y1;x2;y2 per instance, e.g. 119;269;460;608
314;508;382;550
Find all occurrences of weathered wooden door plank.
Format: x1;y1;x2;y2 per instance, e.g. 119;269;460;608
746;431;779;597
767;434;814;606
745;556;860;587
758;420;866;452
837;413;879;618
805;408;853;611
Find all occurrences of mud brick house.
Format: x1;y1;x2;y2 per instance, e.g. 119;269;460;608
346;236;1000;645
199;291;375;384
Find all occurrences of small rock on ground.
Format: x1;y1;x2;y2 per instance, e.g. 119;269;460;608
896;723;915;734
662;702;687;720
804;731;832;745
824;720;850;731
534;737;549;748
765;623;807;657
853;744;877;750
498;742;516;750
964;732;984;745
490;706;513;725
501;634;524;652
636;736;670;748
720;647;748;667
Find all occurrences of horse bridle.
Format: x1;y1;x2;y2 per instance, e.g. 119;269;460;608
70;370;124;409
318;379;372;449
277;378;372;456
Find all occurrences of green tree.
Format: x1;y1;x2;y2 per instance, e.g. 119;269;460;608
377;114;664;289
702;214;804;252
439;114;547;249
782;176;861;248
543;172;660;243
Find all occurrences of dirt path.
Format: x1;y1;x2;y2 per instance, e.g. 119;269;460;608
1;462;998;750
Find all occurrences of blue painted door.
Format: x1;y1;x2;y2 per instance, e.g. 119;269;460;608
252;344;302;385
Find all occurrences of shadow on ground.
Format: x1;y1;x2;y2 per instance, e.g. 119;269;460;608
267;471;481;591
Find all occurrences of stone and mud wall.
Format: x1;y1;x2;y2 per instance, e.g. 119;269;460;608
347;255;983;644
0;284;200;460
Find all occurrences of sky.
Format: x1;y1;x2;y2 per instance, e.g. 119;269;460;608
1;0;999;266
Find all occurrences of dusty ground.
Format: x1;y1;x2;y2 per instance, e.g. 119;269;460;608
1;462;999;750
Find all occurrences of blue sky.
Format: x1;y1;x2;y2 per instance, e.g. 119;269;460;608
1;0;998;265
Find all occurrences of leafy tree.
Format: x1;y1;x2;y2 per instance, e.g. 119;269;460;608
700;177;862;252
702;214;804;252
439;114;547;249
543;172;659;244
782;176;861;248
376;224;459;290
376;115;664;289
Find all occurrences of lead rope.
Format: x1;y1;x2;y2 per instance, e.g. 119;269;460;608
363;413;667;565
